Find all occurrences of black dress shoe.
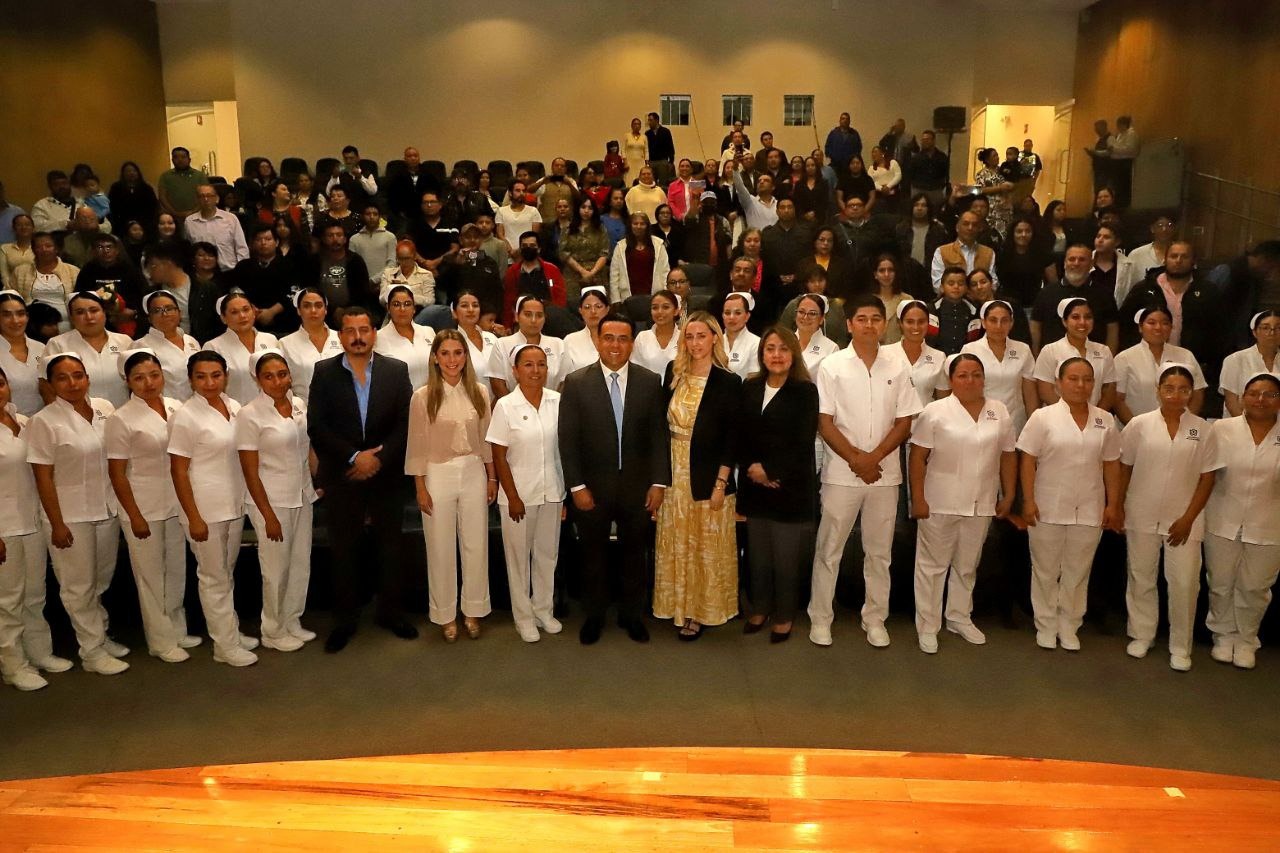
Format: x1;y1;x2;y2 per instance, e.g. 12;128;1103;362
580;617;603;645
324;626;355;653
769;629;792;644
624;620;650;643
743;619;766;635
377;618;419;640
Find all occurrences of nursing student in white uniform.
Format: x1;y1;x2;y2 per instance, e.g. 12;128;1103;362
1017;356;1123;651
105;350;197;663
236;350;318;652
793;292;840;374
962;300;1038;434
132;290;200;402
453;290;503;386
43;291;131;407
722;293;761;379
632;290;682;376
1117;365;1219;671
1033;297;1117;410
1203;373;1280;670
204;292;280;406
0;291;47;416
373;283;436;391
883;299;948;407
26;353;128;675
406;330;497;642
908;353;1017;654
168;350;256;667
808;293;923;648
487;344;565;643
493;295;565;398
278;289;342;403
1113;305;1206;423
560;286;610;376
0;367;67;690
1218;310;1279;417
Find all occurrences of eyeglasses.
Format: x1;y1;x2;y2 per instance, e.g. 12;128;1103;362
1242;391;1280;400
796;310;821;319
388;301;416;309
1256;325;1280;335
149;306;178;316
1157;385;1193;395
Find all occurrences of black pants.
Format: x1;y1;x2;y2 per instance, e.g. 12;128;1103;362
324;478;407;629
572;493;651;623
745;517;813;624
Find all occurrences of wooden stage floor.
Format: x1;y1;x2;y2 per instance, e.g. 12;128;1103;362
1;747;1277;851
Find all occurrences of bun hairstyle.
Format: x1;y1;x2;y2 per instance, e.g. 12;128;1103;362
1157;364;1194;386
120;347;161;379
1057;296;1090;320
216;291;252;316
292;287;327;310
724;292;755;312
1134;304;1173;325
897;298;929;321
945;352;984;378
186;349;228;378
1056;355;1095;379
249;348;288;376
979;299;1013;319
43;352;86;381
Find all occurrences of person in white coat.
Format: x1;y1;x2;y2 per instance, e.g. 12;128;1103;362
43;291;131;407
487;344;565;642
1113;305;1206;423
1033;297;1116;411
1218;310;1279;417
1203;373;1280;670
561;286;610;376
0;367;67;690
962;300;1038;435
374;283;436;390
204;292;280;405
452;290;503;385
277;289;341;402
1017;356;1123;651
236;350;318;653
493;295;565;398
0;291;48;416
632;290;682;376
909;353;1017;653
793;293;840;374
721;293;760;379
168;350;256;667
883;299;948;407
608;213;670;303
26;353;128;674
105;350;197;663
132;290;200;402
1117;365;1219;671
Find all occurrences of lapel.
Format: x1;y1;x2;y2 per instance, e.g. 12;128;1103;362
757;377;781;415
330;356;363;434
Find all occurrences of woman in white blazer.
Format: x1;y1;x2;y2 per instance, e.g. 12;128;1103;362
609;214;670;303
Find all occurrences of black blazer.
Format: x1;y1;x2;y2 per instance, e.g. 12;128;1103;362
306;352;412;489
661;363;743;501
558;361;671;506
735;376;818;522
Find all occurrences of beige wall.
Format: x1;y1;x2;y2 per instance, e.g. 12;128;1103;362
156;0;236;102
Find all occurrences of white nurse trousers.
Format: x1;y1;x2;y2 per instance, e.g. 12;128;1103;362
121;516;188;655
1027;521;1102;638
0;531;55;674
1204;534;1280;650
499;501;561;632
423;455;491;625
1124;530;1202;657
248;503;312;643
914;514;992;635
184;516;245;653
808;484;898;630
45;518;120;661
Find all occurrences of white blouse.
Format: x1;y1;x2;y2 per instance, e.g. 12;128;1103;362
724;329;761;379
167;393;245;524
485;387;564;506
0;406;40;537
1205;416;1280;545
43;329;132;407
461;327;503;381
1033;337;1117;408
561;328;599;376
910;395;1016;517
133;328;201;402
204;328;281;406
25;396;116;524
104;395;181;521
797;328;839;374
374;322;436;390
632;327;681;377
962;336;1035;434
1113;340;1206;420
494;332;566;393
278;327;342;402
0;336;46;416
1119;409;1219;541
234;393;316;509
1218;345;1279;416
1016;399;1121;527
883;339;949;408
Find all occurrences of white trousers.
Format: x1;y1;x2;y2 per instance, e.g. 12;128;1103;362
422;456;491;625
248;503;313;642
45;518;120;661
0;531;54;674
121;516;189;655
808;484;898;629
500;501;561;630
1125;530;1202;657
1027;522;1102;637
1204;534;1280;650
184;516;245;653
914;513;992;635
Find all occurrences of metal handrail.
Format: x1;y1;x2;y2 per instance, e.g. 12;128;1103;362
1189;172;1280;197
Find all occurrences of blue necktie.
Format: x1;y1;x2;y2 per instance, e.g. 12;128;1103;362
609;372;623;469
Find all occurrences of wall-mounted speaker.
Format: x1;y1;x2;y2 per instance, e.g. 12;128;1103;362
932;106;967;133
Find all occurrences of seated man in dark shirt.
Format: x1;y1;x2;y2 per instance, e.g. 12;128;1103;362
75;233;147;335
233;223;300;334
1030;242;1119;353
407;190;460;275
305;222;371;324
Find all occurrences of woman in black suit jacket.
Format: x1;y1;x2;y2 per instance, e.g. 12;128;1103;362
736;326;819;642
654;311;743;640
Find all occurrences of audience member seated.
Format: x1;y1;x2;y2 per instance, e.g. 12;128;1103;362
311;187;361;242
74;234;145;334
325;145;377;208
502;231;567;331
144;241;222;343
1031;243;1119;353
350;203;397;292
306;223;372;324
233;223;300;335
106;162;158;237
408;190;460;275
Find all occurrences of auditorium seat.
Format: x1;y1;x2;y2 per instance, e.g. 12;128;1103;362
487;160;513;188
452;160;479;181
518;160;546;181
314;157;340;181
587;160;605;175
422;160;447;185
280;157;308;181
242;156;265;180
563;159;579;179
383;159;407;181
359;158;379;178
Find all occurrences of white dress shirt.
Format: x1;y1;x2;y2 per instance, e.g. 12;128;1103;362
104;395;181;520
278;327;342;402
962;336;1035;433
496;332;566;391
1205;416;1280;545
561;329;599;376
43;329;133;407
25;396;116;523
1113;341;1207;419
235;393;316;509
1016;399;1121;526
167;393;245;523
632;327;681;377
731;170;779;231
486;387;564;506
204;328;281;405
183;209;249;271
374;322;437;390
724;329;761;379
1120;409;1219;540
134;328;201;402
0;337;46;416
1033;337;1117;408
910;395;1016;516
0;406;40;537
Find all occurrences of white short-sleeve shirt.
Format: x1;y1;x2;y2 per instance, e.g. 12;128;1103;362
1016;399;1121;526
25;395;116;523
725;329;760;379
495;332;566;392
204;328;281;406
0;337;46;416
799;329;840;374
278;327;342;402
167;393;245;523
962;336;1035;433
910;395;1016;517
1205;415;1280;545
631;327;681;377
883;339;949;408
0;406;40;537
104;395;181;521
43;329;133;407
485;387;564;506
134;328;201;402
234;393;316;509
1218;345;1280;416
374;323;437;391
462;328;503;382
561;328;600;377
816;346;923;488
1113;341;1206;420
1033;337;1117;408
1120;409;1219;540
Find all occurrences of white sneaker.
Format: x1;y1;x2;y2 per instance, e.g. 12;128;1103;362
178;635;203;649
809;624;833;647
150;647;190;663
2;666;48;691
535;616;563;635
946;622;986;645
213;646;258;667
1210;639;1234;664
861;622;890;648
1036;631;1057;649
83;655;129;675
290;627;317;643
262;635;304;652
1169;654;1192;672
1126;640;1152;659
918;633;938;654
238;635;260;651
31;655;73;673
1232;645;1256;670
516;624;541;643
102;639;131;658
1059;632;1081;652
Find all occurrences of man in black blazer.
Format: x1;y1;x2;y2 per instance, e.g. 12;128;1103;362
559;312;671;644
307;306;417;652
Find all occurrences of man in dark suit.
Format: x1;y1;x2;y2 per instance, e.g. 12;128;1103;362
307;306;417;652
559;312;672;644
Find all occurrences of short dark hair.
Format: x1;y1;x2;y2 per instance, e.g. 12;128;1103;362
843;191;869;205
845;293;886;318
144;242;185;266
362;202;381;215
341;145;359;157
171;146;190;157
339;305;373;326
940;265;968;284
597;310;636;337
1248;240;1280;261
519;230;539;245
647;111;659;121
192;240;219;257
46;170;68;185
249;223;276;241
